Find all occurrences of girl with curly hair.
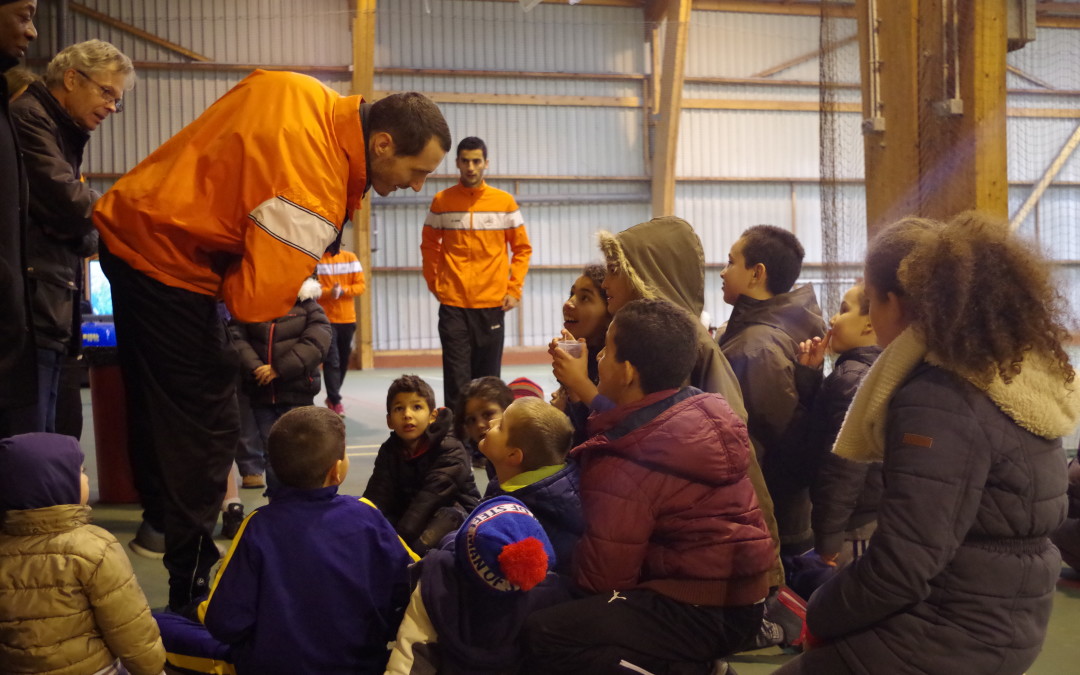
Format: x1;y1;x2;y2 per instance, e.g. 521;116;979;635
775;212;1080;675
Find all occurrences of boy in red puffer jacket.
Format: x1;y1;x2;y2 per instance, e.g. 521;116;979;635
525;298;774;675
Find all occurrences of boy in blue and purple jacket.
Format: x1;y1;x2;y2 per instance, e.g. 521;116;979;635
155;407;416;675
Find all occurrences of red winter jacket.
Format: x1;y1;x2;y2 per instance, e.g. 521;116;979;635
572;387;774;607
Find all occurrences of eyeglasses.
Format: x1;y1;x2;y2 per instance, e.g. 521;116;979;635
74;69;124;113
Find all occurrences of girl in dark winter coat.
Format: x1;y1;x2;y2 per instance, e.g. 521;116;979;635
775;213;1080;675
230;277;331;486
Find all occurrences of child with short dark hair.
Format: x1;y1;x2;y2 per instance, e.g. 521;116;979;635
526;298;775;675
0;433;165;675
798;283;882;569
719;224;827;553
456;375;514;477
365;374;481;553
155;407;415;675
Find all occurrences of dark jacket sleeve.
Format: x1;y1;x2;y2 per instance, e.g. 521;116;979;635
271;301;331;380
362;441;400;518
395;440;473;544
203;524;261;645
806;380;990;640
12;103;97;241
812;453;875;556
229;321;264;376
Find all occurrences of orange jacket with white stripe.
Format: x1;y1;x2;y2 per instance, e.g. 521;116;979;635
316;249;366;324
93;70;368;323
420;182;531;309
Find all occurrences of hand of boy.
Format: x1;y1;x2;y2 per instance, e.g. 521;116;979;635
797;332;831;369
549;331;595;405
253;364;279;385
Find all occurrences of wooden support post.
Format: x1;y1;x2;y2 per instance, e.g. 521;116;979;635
650;0;691;218
858;0;1008;238
352;0;376;369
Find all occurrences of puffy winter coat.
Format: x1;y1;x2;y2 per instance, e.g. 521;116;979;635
363;408;481;549
807;346;883;556
230;281;331;407
490;461;584;577
0;504;165;675
572;387;774;607
10;81;98;354
808;363;1069;674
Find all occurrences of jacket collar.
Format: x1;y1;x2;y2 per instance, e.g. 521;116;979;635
722;284;824;342
334;93;368;214
834;345;882;369
2;503;90;535
26;81;91;149
582;387;692;442
268;484;340;504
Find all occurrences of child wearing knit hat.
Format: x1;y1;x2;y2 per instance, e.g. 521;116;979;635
387;496;568;674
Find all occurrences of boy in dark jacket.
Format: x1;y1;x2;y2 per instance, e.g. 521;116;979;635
364;374;481;553
230;276;331;491
526;299;774;675
719;224;827;553
479;396;582;576
155;407;416;675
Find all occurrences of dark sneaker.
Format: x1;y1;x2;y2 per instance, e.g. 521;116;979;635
221;503;245;539
129;520;165;559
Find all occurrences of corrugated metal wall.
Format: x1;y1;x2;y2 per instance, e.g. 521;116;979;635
23;2;1080;348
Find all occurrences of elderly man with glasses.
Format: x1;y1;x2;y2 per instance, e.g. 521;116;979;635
8;38;133;434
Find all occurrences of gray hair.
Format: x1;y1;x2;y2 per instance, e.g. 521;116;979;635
45;39;135;90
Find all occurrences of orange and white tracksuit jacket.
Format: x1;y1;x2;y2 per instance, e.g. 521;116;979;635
316;249;366;324
93;70;368;323
420;182;531;309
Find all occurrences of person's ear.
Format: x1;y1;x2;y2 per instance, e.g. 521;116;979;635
428;408;437;424
507;447;524;468
370;131;395;158
325;458;347;486
860;316;875;336
622;359;640;390
752;263;767;288
386;413;393;430
63;69;78;93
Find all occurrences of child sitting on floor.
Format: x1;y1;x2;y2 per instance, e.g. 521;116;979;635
155;407;415;675
456;375;513;479
387;496;561;675
365;374;481;553
0;433;166;675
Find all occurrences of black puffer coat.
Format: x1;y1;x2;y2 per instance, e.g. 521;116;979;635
808;346;883;556
807;364;1067;674
363;408;481;550
230;282;331;407
10;81;98;354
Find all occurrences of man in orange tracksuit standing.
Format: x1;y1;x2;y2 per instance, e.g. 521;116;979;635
421;136;532;409
93;70;450;613
316;245;366;417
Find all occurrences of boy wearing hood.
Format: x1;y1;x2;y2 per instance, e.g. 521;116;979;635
0;432;166;675
718;225;827;554
364;374;482;554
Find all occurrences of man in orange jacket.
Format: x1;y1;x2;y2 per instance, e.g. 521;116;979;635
316;246;366;417
93;70;449;613
421;136;532;408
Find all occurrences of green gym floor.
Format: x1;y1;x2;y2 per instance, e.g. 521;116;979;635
81;364;1080;674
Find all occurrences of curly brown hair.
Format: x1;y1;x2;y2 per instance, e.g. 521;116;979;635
867;212;1075;386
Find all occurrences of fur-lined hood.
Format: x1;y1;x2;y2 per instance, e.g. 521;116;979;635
598;216;705;316
834;328;1080;463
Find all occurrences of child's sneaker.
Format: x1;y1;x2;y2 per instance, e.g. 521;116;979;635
325;398;345;417
128;520;166;559
221;503;245;539
241;473;265;489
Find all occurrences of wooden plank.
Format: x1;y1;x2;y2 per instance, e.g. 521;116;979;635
69;2;211;62
352;0;376;370
378;66;645;81
694;1;856;17
1010;121;1080;230
651;0;692;217
1007;64;1055;90
372;90;643;107
681;98;860;111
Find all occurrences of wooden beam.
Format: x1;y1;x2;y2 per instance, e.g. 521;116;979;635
378;66;644;81
752;34;858;78
373;91;643;107
646;0;676;23
651;0;692;218
694;1;856;17
69;2;211;62
1007;64;1055;89
476;0;643;6
352;0;376;370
